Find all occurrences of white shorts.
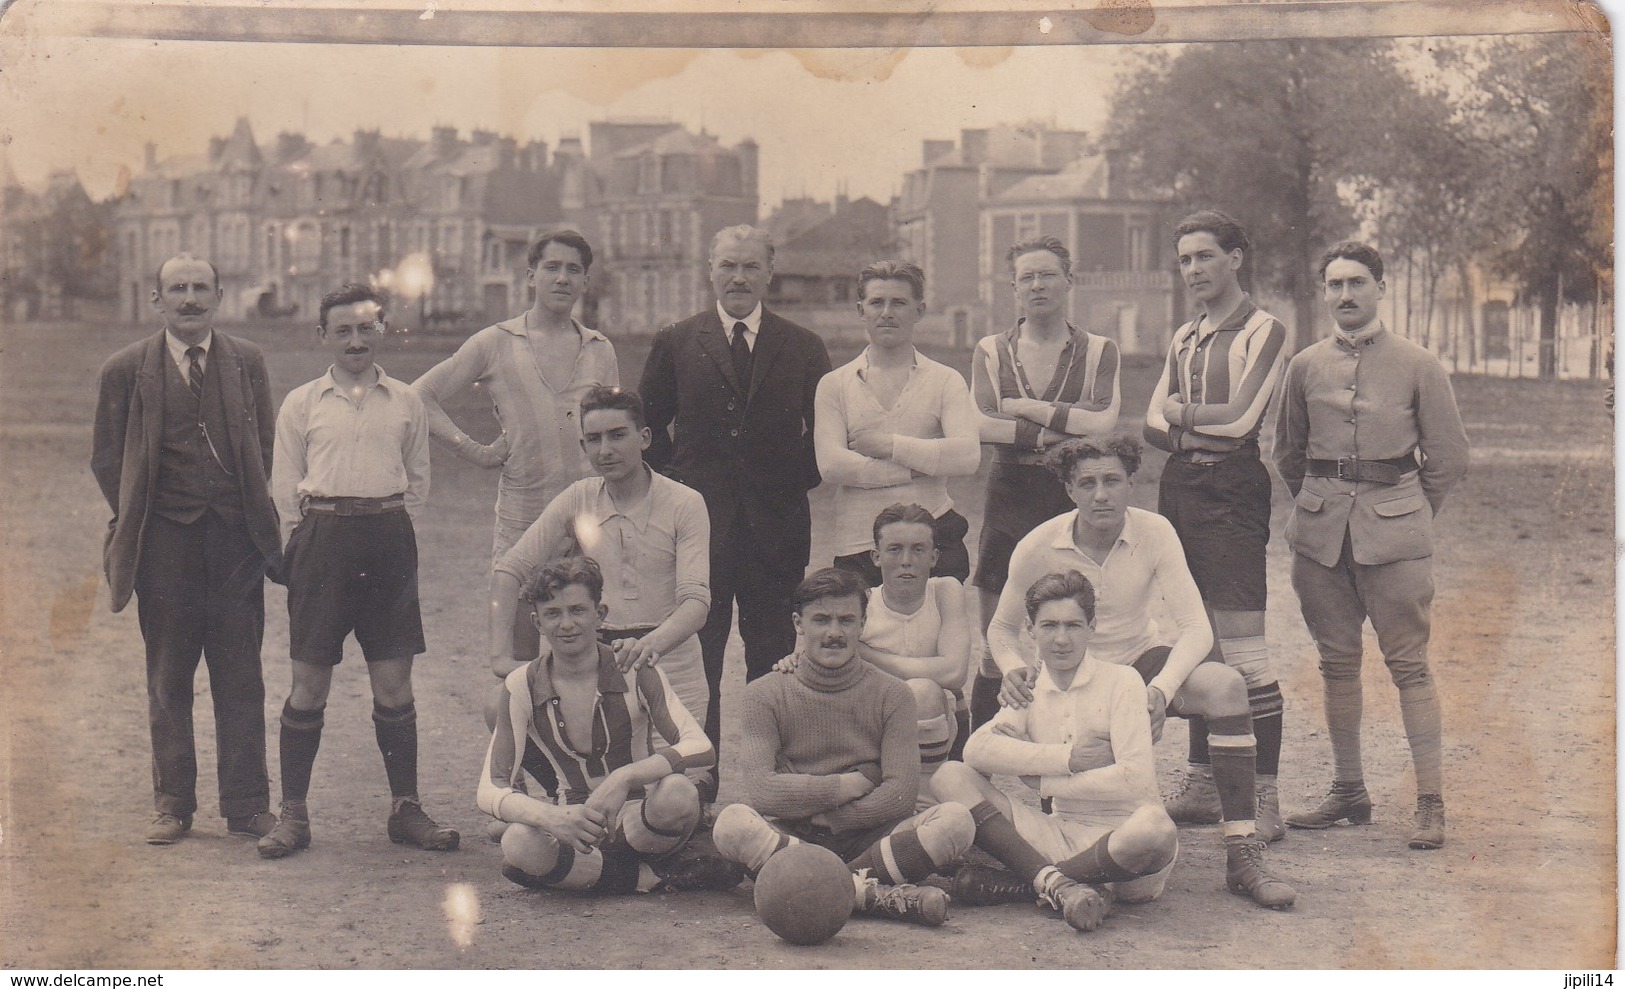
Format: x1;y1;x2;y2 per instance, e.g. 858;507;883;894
1006;799;1176;903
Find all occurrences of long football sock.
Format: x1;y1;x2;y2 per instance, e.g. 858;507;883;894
1208;712;1258;836
966;800;1050;882
372;701;419;799
849;804;974;884
279;701;325;803
1056;832;1144;885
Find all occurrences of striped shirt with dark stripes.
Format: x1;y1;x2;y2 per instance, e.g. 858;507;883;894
1144;297;1287;453
970;321;1120;465
482;644;712;808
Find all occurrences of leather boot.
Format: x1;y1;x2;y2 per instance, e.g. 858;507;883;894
1224;833;1296;909
1409;793;1445;849
1285;780;1373;829
1164;764;1222;824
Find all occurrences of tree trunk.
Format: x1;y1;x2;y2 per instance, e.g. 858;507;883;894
1293;292;1317;354
1539;288;1559;378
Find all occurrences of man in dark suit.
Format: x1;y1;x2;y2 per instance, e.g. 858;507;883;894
639;225;832;800
92;253;283;845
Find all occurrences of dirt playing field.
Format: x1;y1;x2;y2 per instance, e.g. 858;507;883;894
1;317;1615;969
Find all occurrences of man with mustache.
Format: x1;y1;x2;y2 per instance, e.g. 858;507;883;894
815;260;979;585
93;253;283;846
258;284;458;858
1143;210;1290;840
1275;242;1469;850
713;567;976;927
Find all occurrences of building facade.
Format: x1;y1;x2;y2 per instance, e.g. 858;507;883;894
560;121;759;335
981;154;1175;355
112;118;563;326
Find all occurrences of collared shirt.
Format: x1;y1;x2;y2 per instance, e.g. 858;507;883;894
164;328;213;376
494;468;710;630
1273;320;1470;513
1144;296;1287;454
964;658;1159;825
813;348;981;555
716;302;761;350
271;365;429;541
412;315;618;532
478;645;712;813
970;321;1120;463
987;507;1211;703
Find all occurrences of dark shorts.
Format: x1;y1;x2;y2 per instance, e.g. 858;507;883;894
286;510;425;666
833;508;971;586
973;461;1073;593
1156;450;1271;612
1130;644;1228;717
776;814;906;863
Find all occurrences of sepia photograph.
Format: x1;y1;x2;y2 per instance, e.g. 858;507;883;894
0;0;1615;973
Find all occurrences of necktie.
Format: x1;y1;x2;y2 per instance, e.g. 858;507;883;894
730;321;753;387
186;346;205;400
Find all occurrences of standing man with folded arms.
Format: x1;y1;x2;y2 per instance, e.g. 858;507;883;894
92;253;281;846
1143;211;1290;840
816;259;980;585
1275;241;1468;850
966;238;1120;731
639;224;832;800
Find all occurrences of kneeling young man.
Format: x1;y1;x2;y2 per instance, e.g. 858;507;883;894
714;567;976;926
261;284;457;858
931;570;1178;931
477;557;740;893
989;436;1293;908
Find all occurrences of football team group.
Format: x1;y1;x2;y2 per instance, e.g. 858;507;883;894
92;208;1468;935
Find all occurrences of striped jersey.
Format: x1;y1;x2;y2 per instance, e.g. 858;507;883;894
484;643;713;806
1144;297;1287;451
971;321;1120;464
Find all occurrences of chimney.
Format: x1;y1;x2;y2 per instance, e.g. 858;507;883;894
144;142;158;172
472;128;497;146
431;126;458;158
353;128;381;158
960;129;989;166
922;139;954;167
277;132;311;162
209;136;226;161
496;137;517;172
736;137;758;201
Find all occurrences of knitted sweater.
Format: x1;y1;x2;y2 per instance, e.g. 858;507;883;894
737;656;919;831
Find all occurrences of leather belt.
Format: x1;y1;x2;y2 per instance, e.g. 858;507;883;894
304;494;407;515
598;624;659;645
1303;454;1417;485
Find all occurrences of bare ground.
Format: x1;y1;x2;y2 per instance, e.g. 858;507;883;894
1;319;1614;969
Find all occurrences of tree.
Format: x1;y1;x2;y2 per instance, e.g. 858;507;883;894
1452;34;1612;378
1102;39;1458;351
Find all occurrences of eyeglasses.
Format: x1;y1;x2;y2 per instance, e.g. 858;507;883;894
1016;271;1066;285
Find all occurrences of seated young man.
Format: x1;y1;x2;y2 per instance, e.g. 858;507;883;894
476;557;740;893
783;503;973;801
712;567;976;927
931;570;1179;932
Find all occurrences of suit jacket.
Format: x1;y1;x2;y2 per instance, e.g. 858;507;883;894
92;330;282;612
639;307;831;561
1273;325;1469;568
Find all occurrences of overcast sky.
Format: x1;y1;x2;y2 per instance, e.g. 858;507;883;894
0;1;1615;211
0;31;1133;208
